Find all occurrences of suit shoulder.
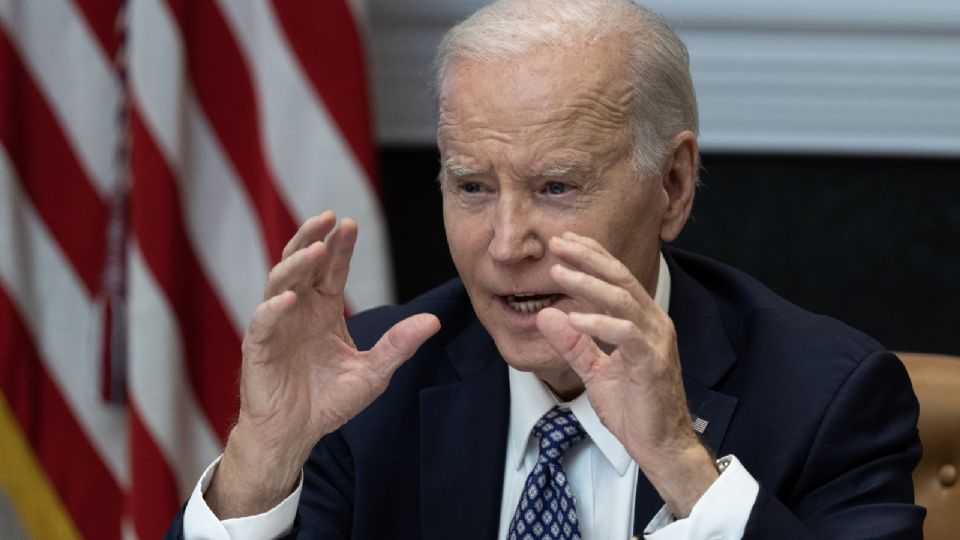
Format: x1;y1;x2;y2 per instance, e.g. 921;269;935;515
668;248;884;371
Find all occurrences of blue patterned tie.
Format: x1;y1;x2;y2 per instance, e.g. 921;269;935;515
508;406;587;540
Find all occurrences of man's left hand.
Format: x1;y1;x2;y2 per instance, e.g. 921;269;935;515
537;231;718;518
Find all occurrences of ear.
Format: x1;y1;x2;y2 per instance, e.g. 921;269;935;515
659;131;698;243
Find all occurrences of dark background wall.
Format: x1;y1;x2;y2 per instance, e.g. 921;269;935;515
380;147;960;356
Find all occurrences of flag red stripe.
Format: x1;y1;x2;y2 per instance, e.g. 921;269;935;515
0;28;108;297
130;109;241;442
163;0;297;264
271;0;379;189
129;405;182;540
0;285;124;540
72;0;124;61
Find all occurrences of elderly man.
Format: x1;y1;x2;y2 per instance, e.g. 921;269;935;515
169;1;923;538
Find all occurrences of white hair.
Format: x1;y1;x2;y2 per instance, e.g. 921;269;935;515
434;0;699;177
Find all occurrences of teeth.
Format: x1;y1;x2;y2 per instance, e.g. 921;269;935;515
507;295;555;313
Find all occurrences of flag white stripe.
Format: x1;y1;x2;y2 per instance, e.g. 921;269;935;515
128;243;223;498
0;0;122;198
215;0;392;309
345;0;368;24
122;519;137;540
0;145;129;488
130;0;269;333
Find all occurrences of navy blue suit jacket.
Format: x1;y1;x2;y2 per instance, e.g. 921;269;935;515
168;248;924;538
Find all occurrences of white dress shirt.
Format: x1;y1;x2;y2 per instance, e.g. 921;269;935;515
184;254;760;539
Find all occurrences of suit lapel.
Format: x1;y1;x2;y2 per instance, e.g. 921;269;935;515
420;318;510;540
632;250;741;532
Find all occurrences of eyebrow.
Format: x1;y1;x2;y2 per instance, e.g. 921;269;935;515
538;163;597;180
437;160;597;183
540;164;579;177
443;162;481;178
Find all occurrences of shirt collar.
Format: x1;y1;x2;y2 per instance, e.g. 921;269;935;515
506;253;672;476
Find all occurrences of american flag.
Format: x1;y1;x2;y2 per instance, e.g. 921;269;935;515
0;0;390;538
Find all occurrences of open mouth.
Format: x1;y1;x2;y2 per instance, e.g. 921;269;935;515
505;293;559;313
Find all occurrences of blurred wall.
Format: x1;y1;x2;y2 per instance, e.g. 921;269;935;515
367;0;960;154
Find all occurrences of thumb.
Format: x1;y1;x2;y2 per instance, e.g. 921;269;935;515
537;307;602;378
369;313;441;372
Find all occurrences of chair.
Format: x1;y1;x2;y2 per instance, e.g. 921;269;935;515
897;352;960;540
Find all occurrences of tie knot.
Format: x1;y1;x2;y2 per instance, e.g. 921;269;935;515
533;407;586;464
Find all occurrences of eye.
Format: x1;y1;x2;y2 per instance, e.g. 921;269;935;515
544;182;569;195
462;182;482;194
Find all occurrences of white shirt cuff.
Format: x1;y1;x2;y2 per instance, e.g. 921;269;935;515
182;455;303;540
643;455;759;539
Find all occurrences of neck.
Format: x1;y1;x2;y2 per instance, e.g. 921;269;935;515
539;370;585;402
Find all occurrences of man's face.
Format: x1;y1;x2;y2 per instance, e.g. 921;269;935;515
437;41;671;387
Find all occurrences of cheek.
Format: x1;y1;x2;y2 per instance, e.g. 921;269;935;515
443;205;485;269
602;218;663;286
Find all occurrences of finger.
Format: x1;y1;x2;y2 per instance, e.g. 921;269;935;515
282;211;337;260
536;307;605;379
550;235;633;285
313;218;358;294
551;263;653;324
551;234;660;316
367;313;441;374
264;241;327;299
245;290;297;352
561;231;612;258
549;235;648;302
567;312;653;363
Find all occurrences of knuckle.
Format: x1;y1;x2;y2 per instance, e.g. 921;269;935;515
384;330;403;356
660;315;678;340
649;358;669;378
571;268;589;285
624;321;644;343
379;328;407;363
575;242;594;260
615;288;634;309
583;247;606;267
581;235;602;250
242;326;264;353
612;261;633;284
246;310;270;341
241;334;257;356
282;233;302;259
267;263;285;285
613;318;635;338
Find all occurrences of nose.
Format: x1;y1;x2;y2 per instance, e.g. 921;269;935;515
488;193;544;264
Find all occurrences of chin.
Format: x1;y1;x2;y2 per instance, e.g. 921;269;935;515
492;333;587;398
490;332;564;373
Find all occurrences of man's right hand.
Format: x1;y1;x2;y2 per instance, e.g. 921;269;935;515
205;212;441;518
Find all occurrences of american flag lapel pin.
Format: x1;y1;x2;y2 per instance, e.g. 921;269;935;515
691;415;709;434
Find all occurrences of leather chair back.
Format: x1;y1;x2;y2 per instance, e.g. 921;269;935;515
898;352;960;540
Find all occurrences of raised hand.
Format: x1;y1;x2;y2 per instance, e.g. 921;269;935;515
207;212;440;517
536;232;717;518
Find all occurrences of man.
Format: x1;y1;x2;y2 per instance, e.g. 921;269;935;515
169;1;923;538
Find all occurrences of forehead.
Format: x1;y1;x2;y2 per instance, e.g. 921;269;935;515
436;41;634;169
